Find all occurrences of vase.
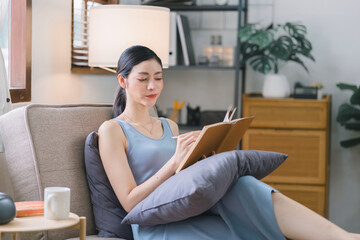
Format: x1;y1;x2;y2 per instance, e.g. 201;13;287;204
317;89;323;100
262;74;291;98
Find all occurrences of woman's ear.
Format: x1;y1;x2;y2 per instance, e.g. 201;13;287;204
117;74;126;88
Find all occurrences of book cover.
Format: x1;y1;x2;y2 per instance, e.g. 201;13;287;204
175;116;255;173
15;201;44;217
176;14;196;66
169;12;178;66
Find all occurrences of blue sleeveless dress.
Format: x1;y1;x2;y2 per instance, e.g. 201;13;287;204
114;118;286;240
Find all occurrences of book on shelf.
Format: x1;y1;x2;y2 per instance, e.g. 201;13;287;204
15;201;44;217
175;107;255;173
176;14;196;66
169;12;178;66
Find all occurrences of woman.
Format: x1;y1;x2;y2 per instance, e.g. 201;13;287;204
98;45;360;239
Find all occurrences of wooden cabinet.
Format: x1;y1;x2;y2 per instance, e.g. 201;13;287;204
242;94;331;217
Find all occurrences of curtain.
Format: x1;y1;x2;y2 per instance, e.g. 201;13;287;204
0;0;11;152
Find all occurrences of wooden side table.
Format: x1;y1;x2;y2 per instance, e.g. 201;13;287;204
0;213;86;240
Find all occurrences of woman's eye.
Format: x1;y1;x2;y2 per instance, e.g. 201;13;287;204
155;78;163;81
138;78;147;81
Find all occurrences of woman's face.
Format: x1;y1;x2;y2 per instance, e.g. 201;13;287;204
123;58;163;108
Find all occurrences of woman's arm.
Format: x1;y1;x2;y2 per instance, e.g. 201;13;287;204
98;119;198;212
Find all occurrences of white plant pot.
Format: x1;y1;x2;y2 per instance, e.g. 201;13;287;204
317;89;323;100
262;74;291;98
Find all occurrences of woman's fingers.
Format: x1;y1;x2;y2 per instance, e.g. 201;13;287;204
176;130;201;140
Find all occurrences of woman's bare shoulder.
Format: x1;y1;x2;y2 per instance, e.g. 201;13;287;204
99;119;121;134
98;119;128;151
98;119;127;142
164;118;179;136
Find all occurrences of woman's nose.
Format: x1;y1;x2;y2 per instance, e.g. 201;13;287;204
147;79;155;89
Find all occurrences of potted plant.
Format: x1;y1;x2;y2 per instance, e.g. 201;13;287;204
336;83;360;148
239;22;315;98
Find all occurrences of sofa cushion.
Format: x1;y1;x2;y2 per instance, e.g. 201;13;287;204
85;131;133;239
122;150;287;226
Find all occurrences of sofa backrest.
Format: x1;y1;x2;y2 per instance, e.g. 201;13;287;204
0;104;113;240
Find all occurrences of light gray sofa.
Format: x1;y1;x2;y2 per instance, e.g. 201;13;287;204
0;104;125;240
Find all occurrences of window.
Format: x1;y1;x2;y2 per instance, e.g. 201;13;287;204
7;0;32;103
71;0;118;74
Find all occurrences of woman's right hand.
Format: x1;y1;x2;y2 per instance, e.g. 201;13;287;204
172;131;201;168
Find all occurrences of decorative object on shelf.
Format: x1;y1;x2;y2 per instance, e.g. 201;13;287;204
239;22;315;98
336;83;360;148
203;35;234;67
88;5;170;73
187;105;201;126
198;55;209;65
169;100;185;124
262;74;290;98
0;192;16;225
215;0;228;5
311;81;324;99
293;82;318;99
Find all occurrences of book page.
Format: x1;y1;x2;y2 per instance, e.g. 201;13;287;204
175;123;231;173
217;116;255;153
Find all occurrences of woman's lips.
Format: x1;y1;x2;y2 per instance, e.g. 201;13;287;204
146;94;158;98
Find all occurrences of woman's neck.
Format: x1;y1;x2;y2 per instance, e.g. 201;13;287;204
122;104;152;124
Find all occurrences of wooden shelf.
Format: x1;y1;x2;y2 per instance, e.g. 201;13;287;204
167;65;235;70
71;66;115;75
242;94;331;217
148;5;240;11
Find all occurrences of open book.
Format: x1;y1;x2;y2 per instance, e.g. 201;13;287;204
175;108;255;173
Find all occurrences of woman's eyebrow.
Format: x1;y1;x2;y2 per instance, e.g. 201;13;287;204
137;72;149;75
137;71;162;75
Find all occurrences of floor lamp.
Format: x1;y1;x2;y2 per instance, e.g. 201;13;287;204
88;5;170;73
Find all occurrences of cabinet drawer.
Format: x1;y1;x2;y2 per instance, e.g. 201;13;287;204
266;183;327;217
243;129;328;184
243;95;330;129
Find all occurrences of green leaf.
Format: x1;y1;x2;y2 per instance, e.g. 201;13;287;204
336;103;360;123
295;37;315;61
340;137;360;148
350;90;360;105
240;42;262;64
249;55;275;74
239;24;256;42
248;30;274;49
288;54;309;73
336;83;358;92
344;122;360;131
269;36;293;60
284;22;307;38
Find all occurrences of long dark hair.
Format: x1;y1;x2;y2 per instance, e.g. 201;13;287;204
113;45;162;117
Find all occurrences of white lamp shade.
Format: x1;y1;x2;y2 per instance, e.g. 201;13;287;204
88;5;170;68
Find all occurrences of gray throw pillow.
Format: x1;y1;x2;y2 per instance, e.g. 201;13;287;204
122;150;287;226
84;131;133;239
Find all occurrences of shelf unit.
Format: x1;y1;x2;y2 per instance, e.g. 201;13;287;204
242;94;331;217
159;1;248;117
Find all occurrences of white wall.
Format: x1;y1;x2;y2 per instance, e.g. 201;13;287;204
31;0;118;105
1;0;359;233
272;0;360;232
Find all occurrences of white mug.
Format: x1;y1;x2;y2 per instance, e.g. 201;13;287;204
44;187;70;220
